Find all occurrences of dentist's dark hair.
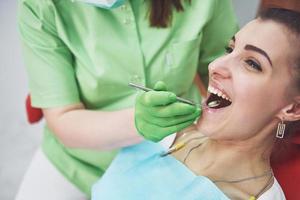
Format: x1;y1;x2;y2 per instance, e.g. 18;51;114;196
149;0;191;28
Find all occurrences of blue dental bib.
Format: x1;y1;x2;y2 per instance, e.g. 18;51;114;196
92;141;230;200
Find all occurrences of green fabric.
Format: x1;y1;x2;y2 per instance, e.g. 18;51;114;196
42;127;118;195
18;0;238;197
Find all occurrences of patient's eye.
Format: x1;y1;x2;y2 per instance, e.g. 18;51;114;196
245;59;262;72
225;46;233;54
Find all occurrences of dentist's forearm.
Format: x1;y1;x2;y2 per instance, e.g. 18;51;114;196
43;103;143;150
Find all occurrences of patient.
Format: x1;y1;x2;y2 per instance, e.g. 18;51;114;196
92;8;300;200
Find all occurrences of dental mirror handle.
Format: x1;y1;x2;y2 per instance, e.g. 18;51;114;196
128;83;197;106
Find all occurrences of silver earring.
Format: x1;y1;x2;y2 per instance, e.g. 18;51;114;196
276;119;286;139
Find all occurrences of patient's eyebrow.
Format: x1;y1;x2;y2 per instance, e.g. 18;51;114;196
244;44;273;67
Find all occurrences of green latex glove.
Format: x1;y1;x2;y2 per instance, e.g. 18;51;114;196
135;81;201;142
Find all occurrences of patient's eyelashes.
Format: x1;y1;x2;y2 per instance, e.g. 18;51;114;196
225;46;233;54
245;59;262;72
224;45;263;72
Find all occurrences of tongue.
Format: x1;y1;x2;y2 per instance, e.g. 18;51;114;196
207;93;231;109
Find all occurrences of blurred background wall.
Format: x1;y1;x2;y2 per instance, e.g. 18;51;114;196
0;0;259;199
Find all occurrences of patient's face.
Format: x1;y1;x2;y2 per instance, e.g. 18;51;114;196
197;19;296;140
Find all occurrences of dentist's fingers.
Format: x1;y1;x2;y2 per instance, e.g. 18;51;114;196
139;108;201;127
146;102;198;117
138;91;177;106
153;81;168;91
135;80;201;142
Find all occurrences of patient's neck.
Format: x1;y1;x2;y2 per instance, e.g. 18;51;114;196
193;138;272;179
173;129;275;180
186;118;278;179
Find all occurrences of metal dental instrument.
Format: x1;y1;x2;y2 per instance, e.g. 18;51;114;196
207;100;220;108
128;83;221;108
129;83;197;106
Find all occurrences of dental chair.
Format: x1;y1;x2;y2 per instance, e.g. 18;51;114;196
25;95;43;124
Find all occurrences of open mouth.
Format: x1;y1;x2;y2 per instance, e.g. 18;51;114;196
206;85;232;109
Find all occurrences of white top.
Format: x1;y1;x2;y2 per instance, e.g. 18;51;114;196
159;134;286;200
258;179;286;200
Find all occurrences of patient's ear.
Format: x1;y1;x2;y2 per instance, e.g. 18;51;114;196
277;96;300;122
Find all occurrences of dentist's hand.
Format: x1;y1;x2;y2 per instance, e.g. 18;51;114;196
135;81;201;142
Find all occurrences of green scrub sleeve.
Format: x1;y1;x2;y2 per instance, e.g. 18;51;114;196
197;0;239;84
18;0;80;108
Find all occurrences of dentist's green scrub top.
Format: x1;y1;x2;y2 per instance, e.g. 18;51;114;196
18;0;238;196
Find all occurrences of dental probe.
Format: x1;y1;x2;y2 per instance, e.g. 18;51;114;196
128;83;220;108
128;83;197;106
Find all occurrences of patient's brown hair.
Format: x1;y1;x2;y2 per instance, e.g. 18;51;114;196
259;8;300;159
260;8;300;105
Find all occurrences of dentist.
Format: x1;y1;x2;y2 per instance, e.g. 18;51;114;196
16;0;237;199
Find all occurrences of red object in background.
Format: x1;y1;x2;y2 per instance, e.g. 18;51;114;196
25;94;43;124
271;132;300;200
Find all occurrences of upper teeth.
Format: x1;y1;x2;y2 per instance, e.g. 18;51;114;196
208;86;232;102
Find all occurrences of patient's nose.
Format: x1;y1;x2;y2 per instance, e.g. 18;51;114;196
208;57;232;80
